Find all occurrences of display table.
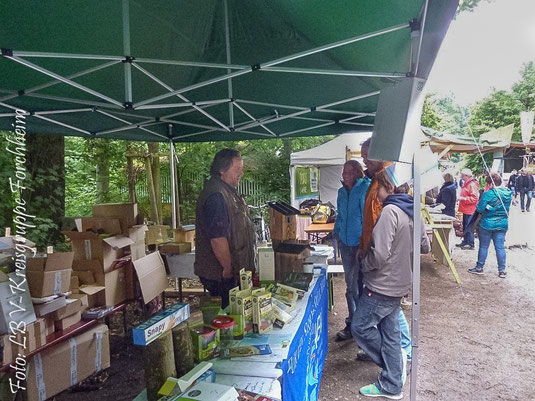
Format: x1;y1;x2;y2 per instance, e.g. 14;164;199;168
210;269;329;401
305;223;337;263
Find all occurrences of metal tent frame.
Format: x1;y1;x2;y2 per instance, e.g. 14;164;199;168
0;2;460;399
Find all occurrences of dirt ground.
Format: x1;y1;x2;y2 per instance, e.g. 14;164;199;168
51;208;535;401
320;246;535;400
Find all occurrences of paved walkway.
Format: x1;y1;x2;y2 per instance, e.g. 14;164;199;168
505;198;535;247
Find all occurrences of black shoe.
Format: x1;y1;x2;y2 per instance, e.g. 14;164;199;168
468;266;484;275
498;271;507;278
455;242;466;248
460;244;475;250
335;327;352;341
356;351;373;361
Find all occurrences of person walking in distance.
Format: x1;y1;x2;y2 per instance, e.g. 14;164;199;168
517;168;534;212
456;168;480;250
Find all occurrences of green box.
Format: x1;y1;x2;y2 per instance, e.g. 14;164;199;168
189;324;220;361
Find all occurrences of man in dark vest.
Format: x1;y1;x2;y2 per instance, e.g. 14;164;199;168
194;149;256;308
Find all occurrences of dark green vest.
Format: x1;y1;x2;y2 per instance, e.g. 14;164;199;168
194;176;255;281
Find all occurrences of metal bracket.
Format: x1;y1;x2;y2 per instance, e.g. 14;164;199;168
1;48;13;57
251;64;261;71
409;18;420;32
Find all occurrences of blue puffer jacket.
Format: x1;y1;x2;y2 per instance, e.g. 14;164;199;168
333;176;371;246
476;187;512;231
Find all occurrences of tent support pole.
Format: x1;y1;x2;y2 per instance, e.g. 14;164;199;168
410;154;421;401
169;126;178;230
122;0;133;104
223;0;234;128
414;0;429;77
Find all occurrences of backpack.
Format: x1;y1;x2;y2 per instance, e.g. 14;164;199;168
311;202;336;224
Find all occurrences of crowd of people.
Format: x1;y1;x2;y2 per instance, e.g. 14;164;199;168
192;146;524;400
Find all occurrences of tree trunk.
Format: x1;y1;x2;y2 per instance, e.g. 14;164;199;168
148;142;162;221
142;331;176;401
172;321;194;377
145;155;160;224
26;133;65;246
126;155;136;203
94;140;110;204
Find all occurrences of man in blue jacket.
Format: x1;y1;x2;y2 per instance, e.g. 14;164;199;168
333;160;371;341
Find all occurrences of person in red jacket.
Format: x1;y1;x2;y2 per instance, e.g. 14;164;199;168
456;168;480;250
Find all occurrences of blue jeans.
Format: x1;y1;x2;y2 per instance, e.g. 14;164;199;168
351;289;403;395
462;213;475;247
339;241;360;327
477;228;506;273
519;189;532;211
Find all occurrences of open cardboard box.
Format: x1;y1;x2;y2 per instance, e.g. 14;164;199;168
73;260;127;307
64;231;134;273
92;202;140;235
133;251;168;304
75;217;122;236
26;252;74;272
128;225;148;261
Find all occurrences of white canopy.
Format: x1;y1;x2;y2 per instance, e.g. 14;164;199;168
290;132;372;208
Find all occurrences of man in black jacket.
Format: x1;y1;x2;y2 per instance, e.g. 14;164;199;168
517;168;535;212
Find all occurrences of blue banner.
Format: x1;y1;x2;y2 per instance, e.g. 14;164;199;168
281;271;328;401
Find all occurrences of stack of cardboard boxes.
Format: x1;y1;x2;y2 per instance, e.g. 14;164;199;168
64;202;147;308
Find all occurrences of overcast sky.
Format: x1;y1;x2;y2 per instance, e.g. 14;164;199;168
425;0;535;106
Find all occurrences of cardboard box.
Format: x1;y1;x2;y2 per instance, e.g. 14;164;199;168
26;324;110;401
173;225;195;246
128;225;148;261
72;269;95;285
70;293;89;310
258;246;275;283
34;318;47;348
78;285;106;308
11;320;38;355
1;334;13;366
44;315;55;336
54;310;82;331
92;202;139;234
132;302;190;346
76;217;122;236
235;291;253;334
65;231;134;273
158;242;191;255
95;267;127;306
26;269;72;298
33;296;67;317
228;286;240;315
26;252;74;272
70;275;80;291
273;241;311;281
146;225;169;245
52;297;83;320
133;252;168;304
0;272;36;334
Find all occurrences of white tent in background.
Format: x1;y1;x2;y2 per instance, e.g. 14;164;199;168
289;132;372;209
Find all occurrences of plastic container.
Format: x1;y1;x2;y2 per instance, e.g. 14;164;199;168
211;316;235;346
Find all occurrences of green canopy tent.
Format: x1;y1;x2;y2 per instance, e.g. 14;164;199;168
0;2;458;399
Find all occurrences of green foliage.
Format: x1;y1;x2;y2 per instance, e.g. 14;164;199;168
457;0;493;14
512;61;535;111
468;90;523;140
421;93;443;130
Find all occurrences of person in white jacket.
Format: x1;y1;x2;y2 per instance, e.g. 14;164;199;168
353;170;430;399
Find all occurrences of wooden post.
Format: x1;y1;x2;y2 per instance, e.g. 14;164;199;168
142;331;176;401
172;321;194;377
145;155;160;224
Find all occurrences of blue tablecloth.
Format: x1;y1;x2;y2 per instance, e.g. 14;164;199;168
280;270;328;401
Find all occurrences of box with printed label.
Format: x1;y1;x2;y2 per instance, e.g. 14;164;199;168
175;382;238;401
239;268;252;291
189;324;220;362
26;269;72;298
26;252;74;272
133;302;190;346
252;289;273;334
235;290;253;335
25;324;110;401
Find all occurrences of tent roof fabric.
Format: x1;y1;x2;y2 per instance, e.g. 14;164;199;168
290;132;371;166
0;1;458;142
421;125;514;154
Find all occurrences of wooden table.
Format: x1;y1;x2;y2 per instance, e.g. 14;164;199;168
305;222;337;263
